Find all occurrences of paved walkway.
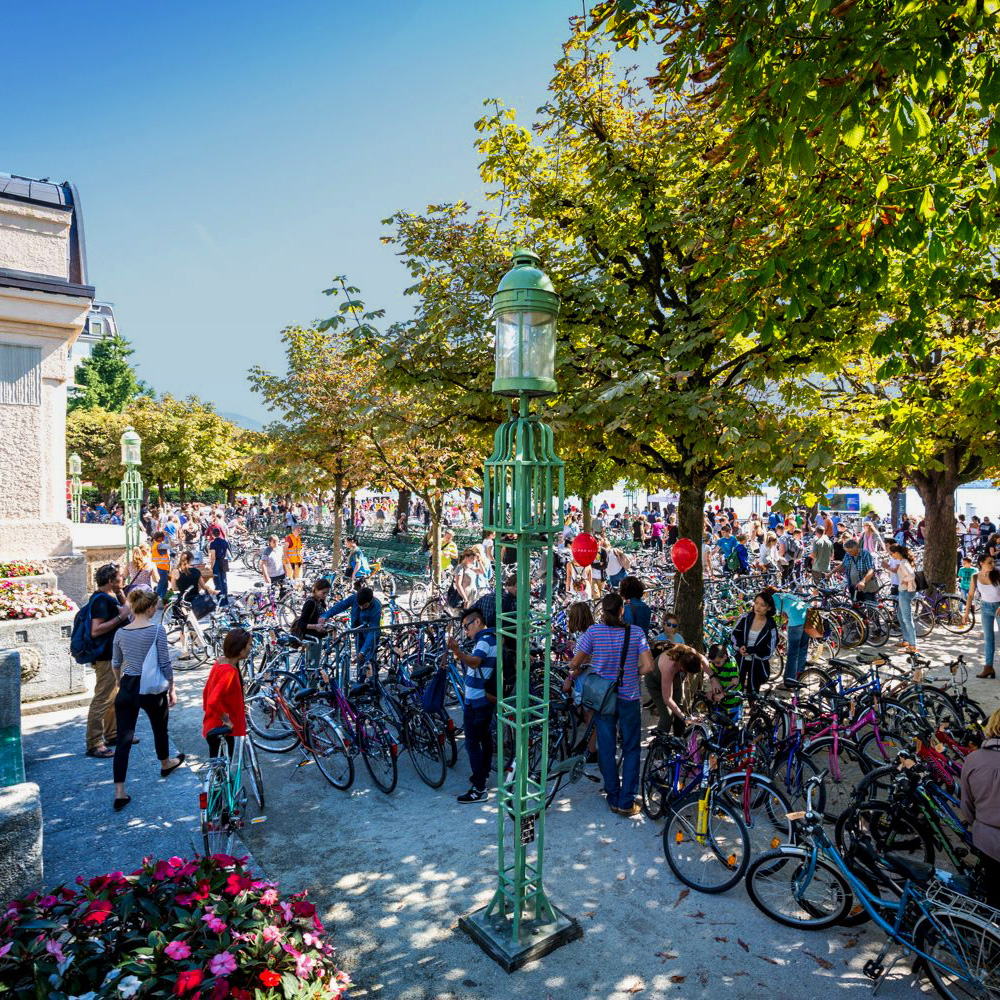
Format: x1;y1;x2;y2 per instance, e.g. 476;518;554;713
18;599;1000;996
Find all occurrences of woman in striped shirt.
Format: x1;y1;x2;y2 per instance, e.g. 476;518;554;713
110;589;185;811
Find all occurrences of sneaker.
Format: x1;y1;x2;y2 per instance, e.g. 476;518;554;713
457;787;488;804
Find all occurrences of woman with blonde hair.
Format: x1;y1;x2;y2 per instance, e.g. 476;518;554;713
860;520;886;557
124;543;159;595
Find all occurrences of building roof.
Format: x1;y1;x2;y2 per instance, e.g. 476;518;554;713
0;172;92;294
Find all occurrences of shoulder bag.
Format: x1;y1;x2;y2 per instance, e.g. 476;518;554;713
581;625;631;718
139;624;170;696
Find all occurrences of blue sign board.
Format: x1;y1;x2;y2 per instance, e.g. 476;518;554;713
822;492;860;513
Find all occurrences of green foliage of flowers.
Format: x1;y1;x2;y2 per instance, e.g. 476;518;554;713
0;854;350;1000
0;561;47;579
0;581;74;622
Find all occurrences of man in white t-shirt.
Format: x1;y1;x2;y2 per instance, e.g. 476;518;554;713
259;534;287;597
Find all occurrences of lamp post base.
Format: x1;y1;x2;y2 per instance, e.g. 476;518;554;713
459;903;583;973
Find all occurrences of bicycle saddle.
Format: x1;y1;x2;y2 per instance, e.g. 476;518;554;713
205;725;233;739
880;851;937;887
410;663;435;682
855;652;886;665
293;686;319;703
349;682;373;699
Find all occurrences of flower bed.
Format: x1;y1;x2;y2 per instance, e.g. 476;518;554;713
0;560;47;579
0;581;74;621
0;854;349;998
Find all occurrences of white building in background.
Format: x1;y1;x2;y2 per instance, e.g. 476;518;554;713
67;300;117;380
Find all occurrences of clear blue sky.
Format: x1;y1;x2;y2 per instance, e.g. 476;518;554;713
4;0;592;421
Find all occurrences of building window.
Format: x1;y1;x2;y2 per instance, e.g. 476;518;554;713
0;344;42;405
90;319;103;338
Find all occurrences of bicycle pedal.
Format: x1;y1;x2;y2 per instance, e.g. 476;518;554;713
862;960;883;981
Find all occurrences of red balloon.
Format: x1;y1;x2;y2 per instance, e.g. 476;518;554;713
766;500;773;506
671;537;698;573
714;505;720;511
571;532;599;567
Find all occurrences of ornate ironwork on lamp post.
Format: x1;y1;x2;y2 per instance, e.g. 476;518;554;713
460;249;581;970
68;452;82;524
120;427;143;562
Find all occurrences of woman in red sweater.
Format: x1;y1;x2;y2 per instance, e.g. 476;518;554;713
202;628;251;758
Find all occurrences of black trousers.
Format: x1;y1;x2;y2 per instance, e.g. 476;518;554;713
207;733;235;759
737;655;770;693
464;702;494;792
113;675;171;782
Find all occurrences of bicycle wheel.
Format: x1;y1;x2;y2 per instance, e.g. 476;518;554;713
829;608;866;649
245;672;300;753
717;772;794;857
835;799;935;865
770;749;827;815
899;687;964;732
641;740;686;820
661;789;751;894
406;582;430;613
915;911;1000;1000
306;710;354;790
938;595;975;636
242;737;265;809
803;737;870;823
744;847;854;929
913;596;936;638
405;709;447;788
797;666;833;699
201;763;237;856
359;713;399;793
864;607;893;648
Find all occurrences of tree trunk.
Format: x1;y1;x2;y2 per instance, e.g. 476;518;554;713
226;486;236;506
430;504;442;586
349;490;356;531
178;473;186;503
333;475;344;571
157;480;165;510
675;484;706;652
582;493;592;533
889;484;902;532
396;488;411;526
912;472;958;590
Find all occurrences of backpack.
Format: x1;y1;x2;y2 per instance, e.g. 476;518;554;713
69;595;106;664
726;548;742;572
784;535;801;561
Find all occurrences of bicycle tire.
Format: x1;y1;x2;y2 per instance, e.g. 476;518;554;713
914;910;1000;1000
770;749;827;816
829;607;867;649
359;713;399;794
641;739;687;820
797;666;833;699
305;710;355;790
717;772;794;857
245;671;301;753
864;607;893;648
802;737;870;823
835;799;935;866
201;763;237;857
744;847;854;929
937;595;975;636
405;709;447;789
661;789;751;894
913;596;936;638
898;687;964;733
242;737;265;809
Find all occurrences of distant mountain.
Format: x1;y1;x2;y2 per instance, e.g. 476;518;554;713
219;411;265;432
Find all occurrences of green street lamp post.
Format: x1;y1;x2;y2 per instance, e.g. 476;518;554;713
68;452;82;524
459;249;581;970
120;427;143;562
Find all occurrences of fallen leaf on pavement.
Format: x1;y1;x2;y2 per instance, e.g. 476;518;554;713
844;938;859;948
669;975;686;984
803;950;833;970
656;951;678;963
673;889;690;909
757;955;779;966
714;936;728;943
617;874;627;881
738;939;749;952
623;977;644;994
583;911;596;919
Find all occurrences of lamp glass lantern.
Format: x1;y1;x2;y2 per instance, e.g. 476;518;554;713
491;248;559;397
68;452;82;477
120;427;142;467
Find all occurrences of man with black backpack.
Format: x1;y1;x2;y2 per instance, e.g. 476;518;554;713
75;563;130;758
447;608;497;803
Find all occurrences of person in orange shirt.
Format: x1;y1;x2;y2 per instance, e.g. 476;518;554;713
284;524;304;582
202;628;250;758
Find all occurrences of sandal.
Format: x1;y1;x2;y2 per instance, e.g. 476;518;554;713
113;795;131;811
160;753;186;778
86;746;114;759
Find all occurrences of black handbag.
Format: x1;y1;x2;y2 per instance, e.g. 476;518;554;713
580;625;630;718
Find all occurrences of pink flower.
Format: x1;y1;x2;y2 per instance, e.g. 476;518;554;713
44;938;66;964
278;902;293;923
211;853;237;868
259;889;278;907
38;896;57;908
165;940;192;960
209;951;237;977
294;953;316;979
201;911;227;934
261;925;282;943
224;874;252;896
0;941;12;959
168;856;184;869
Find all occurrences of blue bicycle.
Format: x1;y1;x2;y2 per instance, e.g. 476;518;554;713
744;776;1000;999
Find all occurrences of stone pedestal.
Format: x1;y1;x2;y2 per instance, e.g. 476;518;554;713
0;611;81;701
0;651;42;904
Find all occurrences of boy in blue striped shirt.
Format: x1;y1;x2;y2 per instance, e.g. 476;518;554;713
447;609;497;803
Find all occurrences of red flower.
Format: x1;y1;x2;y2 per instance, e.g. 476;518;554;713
59;888;77;901
81;900;113;925
209;978;230;1000
223;874;252;896
211;853;237;868
259;970;281;989
231;989;252;1000
175;968;204;995
292;900;315;919
153;860;176;881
